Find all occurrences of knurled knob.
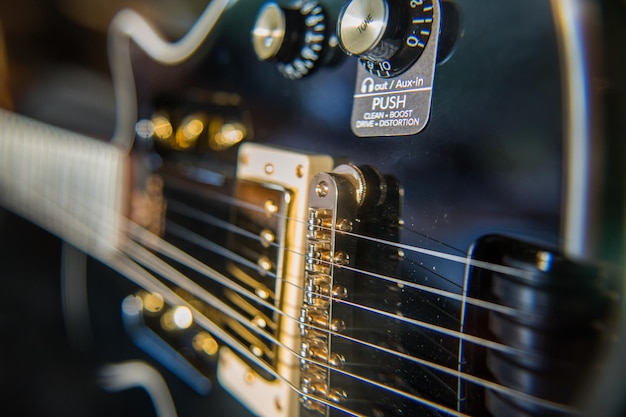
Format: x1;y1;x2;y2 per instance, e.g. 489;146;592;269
337;0;435;78
251;1;328;79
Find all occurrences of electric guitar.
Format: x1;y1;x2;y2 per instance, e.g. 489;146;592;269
1;0;625;416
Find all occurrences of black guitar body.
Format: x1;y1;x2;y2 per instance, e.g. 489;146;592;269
0;0;625;416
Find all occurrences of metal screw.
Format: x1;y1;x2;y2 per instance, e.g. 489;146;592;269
316;181;329;197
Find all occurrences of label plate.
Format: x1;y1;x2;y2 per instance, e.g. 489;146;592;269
350;1;441;137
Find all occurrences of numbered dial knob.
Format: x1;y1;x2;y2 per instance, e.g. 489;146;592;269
252;1;328;79
337;0;434;78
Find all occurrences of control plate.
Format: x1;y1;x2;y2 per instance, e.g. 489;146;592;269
349;0;440;137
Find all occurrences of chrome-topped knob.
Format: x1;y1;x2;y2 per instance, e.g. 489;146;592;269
337;0;392;58
337;0;435;78
251;3;287;61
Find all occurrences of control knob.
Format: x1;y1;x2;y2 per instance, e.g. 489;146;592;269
337;0;434;78
252;1;334;79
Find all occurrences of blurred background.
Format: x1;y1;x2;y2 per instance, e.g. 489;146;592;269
0;2;207;415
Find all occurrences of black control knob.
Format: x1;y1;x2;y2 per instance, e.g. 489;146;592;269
337;0;434;78
251;1;329;79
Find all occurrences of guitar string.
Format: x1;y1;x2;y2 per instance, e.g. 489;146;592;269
126;229;577;416
124;235;568;417
161;219;520;354
127;221;577;414
173;195;463;292
107;251;370;417
22;185;579;416
150;220;583;413
129;222;458;392
30;192;465;417
166;198;522;319
164;178;466;258
131;222;463;386
15;176;576;404
13;180;584;416
134;220;478;366
159;212;575;383
122;237;475;417
166;198;463;326
136;221;476;356
163;180;553;282
162;198;523;373
16;195;369;417
164;174;468;259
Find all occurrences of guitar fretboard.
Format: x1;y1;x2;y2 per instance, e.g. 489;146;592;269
0;109;129;258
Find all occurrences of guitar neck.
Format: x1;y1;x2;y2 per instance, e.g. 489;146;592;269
0;109;129;258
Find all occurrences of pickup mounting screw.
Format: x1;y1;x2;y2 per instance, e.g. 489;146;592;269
316;181;329;197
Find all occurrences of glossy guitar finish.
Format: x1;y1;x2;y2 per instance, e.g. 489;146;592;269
0;0;625;416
